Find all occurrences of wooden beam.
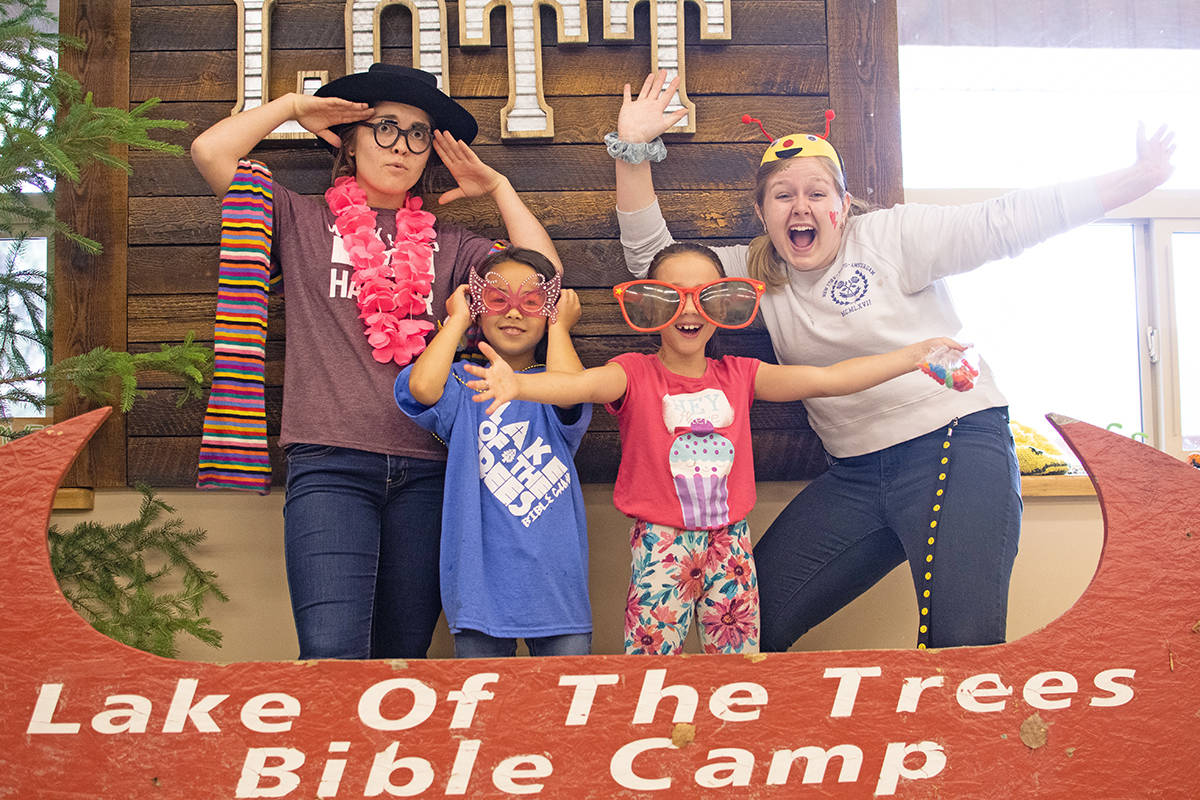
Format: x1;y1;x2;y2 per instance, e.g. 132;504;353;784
1021;474;1096;497
54;0;131;488
826;0;904;209
51;488;95;511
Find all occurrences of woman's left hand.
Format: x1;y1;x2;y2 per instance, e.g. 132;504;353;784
1134;122;1176;188
434;130;505;205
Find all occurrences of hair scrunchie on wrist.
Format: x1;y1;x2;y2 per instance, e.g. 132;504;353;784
604;132;667;164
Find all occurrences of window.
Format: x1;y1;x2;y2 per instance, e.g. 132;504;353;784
944;224;1143;441
0;236;49;422
1;0;58;436
1166;228;1200;453
899;43;1200;465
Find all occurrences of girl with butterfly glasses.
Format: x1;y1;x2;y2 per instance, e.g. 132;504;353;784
464;242;964;656
396;248;593;659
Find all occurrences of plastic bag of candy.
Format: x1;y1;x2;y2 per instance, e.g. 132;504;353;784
920;344;978;392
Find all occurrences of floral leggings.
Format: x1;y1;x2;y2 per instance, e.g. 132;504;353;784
624;518;760;655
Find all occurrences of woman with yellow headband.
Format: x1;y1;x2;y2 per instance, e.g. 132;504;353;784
609;70;1176;652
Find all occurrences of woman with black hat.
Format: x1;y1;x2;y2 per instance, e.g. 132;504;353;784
191;63;561;660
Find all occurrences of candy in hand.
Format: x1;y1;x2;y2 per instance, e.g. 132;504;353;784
920;345;978;392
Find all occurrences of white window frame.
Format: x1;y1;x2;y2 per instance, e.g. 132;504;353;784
1148;215;1200;460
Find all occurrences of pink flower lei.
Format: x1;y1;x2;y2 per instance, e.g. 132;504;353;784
325;175;438;366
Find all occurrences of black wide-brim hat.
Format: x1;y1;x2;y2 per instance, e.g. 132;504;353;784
314;62;478;148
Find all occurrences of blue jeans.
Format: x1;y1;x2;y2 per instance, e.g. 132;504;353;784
453;629;592;658
283;444;446;660
754;407;1021;651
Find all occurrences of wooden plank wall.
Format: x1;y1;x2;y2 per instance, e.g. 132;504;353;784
59;0;903;487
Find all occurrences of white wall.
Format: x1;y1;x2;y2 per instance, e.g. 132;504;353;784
49;484;1102;661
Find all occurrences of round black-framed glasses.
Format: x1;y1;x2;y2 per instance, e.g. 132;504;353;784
356;119;433;154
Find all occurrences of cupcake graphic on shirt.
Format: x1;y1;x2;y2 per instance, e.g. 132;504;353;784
670;418;735;528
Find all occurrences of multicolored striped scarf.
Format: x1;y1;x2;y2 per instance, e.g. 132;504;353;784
196;160;277;493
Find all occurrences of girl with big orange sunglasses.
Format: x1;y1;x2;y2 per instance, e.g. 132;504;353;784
463;242;964;656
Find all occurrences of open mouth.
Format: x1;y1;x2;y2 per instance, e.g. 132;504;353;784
788;225;816;250
674;322;703;337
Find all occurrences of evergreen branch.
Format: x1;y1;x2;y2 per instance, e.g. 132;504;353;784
2;1;185;255
39;340;213;412
48;485;227;658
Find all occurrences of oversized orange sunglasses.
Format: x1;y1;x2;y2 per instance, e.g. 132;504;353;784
612;278;766;333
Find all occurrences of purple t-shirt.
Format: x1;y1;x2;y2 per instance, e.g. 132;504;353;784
271;181;493;459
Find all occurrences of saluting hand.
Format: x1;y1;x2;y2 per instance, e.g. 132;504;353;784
433;130;505;205
292;94;372;149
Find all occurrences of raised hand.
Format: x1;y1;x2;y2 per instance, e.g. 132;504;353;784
617;70;690;143
445;283;472;325
463;341;518;415
433;130;505;205
1134;122;1176;189
292;94;372;148
552;288;582;330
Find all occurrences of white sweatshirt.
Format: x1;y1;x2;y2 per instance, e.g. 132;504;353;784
618;180;1104;457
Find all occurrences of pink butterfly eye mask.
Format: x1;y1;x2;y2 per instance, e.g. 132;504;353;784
468;270;561;323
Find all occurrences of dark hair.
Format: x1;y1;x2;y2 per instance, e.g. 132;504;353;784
646;242;727;359
470;246;560;363
647;241;726;280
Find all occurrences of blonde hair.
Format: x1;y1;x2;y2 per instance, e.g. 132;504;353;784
745;155;871;288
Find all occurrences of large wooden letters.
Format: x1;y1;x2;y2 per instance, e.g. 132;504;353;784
603;1;732;132
459;1;588;138
232;0;732;140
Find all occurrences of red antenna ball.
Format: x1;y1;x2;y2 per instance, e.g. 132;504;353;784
821;109;836;140
741;113;774;143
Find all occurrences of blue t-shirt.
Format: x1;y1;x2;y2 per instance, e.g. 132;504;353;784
395;362;593;638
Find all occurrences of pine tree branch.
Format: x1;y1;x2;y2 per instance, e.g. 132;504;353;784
48;485;227;658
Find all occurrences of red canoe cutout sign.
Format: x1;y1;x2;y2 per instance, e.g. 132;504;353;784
1;408;1198;798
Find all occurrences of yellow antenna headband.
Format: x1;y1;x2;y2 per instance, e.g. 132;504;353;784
742;110;844;173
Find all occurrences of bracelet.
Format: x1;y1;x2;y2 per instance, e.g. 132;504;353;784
604;132;667;164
